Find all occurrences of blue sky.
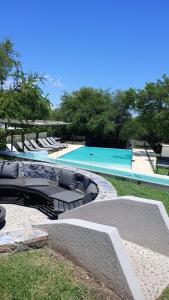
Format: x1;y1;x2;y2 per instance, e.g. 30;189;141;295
0;0;169;106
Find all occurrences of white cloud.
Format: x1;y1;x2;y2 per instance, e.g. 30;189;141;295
44;74;64;89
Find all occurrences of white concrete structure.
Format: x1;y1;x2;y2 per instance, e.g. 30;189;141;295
34;219;144;300
49;144;83;158
57;196;169;299
60;196;169;256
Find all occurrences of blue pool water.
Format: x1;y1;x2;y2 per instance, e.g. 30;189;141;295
1;147;169;187
58;146;132;170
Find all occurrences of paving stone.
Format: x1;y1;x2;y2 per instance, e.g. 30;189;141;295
0;227;48;253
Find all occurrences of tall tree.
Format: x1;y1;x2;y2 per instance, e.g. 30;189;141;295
0;39;19;90
0;39;52;120
123;75;169;152
57;87;131;147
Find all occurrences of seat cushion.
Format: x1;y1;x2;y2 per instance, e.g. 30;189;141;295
86;182;98;195
58;169;77;190
24;178;50;187
76;174;91;192
0;162;19;179
0;178;24;186
51;190;84;203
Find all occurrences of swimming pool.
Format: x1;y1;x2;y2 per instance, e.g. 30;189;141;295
1;147;169;187
58;146;132;170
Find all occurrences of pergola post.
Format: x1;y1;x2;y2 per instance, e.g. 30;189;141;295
21;132;25;151
36;132;39;142
11;133;14;151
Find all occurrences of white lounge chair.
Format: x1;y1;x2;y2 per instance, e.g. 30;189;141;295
6;144;18;152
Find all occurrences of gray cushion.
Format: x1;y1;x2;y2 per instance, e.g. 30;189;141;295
86;182;98;195
51;190;84;203
0;178;24;186
58;169;77;190
84;193;94;204
24;178;50;186
0;162;19;179
76;174;91;192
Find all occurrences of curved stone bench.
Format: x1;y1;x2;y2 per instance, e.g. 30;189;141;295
0;161;117;219
0;205;6;228
19;161;117;203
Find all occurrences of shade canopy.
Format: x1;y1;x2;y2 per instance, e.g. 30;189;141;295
0;119;70;127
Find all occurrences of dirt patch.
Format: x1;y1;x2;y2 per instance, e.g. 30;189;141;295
47;247;122;300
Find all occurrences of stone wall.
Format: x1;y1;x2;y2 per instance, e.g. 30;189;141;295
34;219;144;300
60;196;169;256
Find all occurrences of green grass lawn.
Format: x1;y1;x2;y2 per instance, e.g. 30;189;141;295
158;287;169;300
104;175;169;215
156;166;169;176
0;248;118;300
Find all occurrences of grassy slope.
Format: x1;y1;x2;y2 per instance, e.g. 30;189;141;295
158;288;169;300
104;176;169;214
0;248;119;300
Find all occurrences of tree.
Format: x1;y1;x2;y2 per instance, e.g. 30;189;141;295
123;75;169;152
57;87;131;147
58;87;114;145
0;39;52;120
0;39;19;90
112;90;132;144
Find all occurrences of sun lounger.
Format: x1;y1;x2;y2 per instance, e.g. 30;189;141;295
38;138;60;150
16;142;29;152
6;144;18;152
49;137;68;148
29;139;53;151
52;137;61;141
46;137;66;149
24;140;44;152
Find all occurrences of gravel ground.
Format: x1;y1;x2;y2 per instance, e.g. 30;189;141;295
0;204;48;233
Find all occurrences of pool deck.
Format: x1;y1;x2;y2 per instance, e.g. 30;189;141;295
132;148;156;174
49;144;84;159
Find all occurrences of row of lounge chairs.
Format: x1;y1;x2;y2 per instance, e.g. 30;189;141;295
7;137;68;153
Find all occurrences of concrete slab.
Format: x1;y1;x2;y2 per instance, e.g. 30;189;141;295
49;144;83;159
59;196;169;256
132;148;156;174
34;219;144;300
0;227;48;253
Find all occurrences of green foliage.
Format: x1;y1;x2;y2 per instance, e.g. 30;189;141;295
0;39;52;121
60;87;114;135
0;128;7;150
159;286;169;300
0;248;110;300
56;87;131;146
124;75;169;151
0;39;18;89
